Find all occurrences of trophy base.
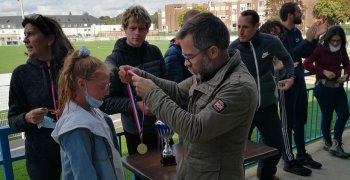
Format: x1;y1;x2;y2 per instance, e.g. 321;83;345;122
160;155;177;166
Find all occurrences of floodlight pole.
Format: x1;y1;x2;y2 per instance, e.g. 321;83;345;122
19;0;24;19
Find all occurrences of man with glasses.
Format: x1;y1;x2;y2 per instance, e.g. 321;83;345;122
118;13;258;179
229;10;295;180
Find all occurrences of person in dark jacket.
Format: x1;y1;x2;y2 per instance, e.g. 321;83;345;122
229;10;295;180
8;14;73;180
304;26;350;158
279;2;327;175
164;10;199;83
100;5;165;157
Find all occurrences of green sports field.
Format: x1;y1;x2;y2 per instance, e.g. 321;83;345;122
0;40;170;74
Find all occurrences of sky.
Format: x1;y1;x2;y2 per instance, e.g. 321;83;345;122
0;0;219;17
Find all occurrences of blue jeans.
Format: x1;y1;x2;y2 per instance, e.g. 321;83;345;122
314;84;349;143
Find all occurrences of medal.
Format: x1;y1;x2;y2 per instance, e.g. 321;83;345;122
137;143;148;154
127;81;148;155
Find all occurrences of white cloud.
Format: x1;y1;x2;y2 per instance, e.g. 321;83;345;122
0;0;217;17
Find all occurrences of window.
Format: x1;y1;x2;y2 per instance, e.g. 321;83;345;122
259;1;266;7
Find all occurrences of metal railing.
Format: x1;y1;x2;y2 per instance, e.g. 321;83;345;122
1;76;350;180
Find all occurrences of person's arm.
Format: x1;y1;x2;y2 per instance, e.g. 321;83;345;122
164;46;186;82
303;46;324;75
144;74;257;143
8;70;36;132
282;30;318;60
339;49;350;82
274;38;294;78
59;128;98;180
142;71;191;107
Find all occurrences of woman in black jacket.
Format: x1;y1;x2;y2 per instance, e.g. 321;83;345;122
8;14;73;180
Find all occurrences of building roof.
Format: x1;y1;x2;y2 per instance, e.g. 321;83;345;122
0;14;103;29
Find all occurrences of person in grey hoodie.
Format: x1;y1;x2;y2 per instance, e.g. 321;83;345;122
229;10;295;180
51;47;125;180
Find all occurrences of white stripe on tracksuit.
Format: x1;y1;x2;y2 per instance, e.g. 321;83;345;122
279;89;295;161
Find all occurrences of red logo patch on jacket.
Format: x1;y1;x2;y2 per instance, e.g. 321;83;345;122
212;99;225;112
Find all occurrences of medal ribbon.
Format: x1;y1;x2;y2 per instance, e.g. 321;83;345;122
127;83;144;141
46;61;58;120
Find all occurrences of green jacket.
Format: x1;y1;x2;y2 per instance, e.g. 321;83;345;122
142;50;257;179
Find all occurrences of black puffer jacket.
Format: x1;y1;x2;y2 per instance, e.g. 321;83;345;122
8;59;60;159
101;37;165;135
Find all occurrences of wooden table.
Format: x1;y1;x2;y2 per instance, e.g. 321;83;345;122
122;140;278;180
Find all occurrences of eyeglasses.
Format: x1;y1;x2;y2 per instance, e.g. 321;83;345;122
182;46;211;65
182;51;202;65
99;82;111;91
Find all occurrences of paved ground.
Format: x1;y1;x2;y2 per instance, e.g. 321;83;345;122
245;129;350;180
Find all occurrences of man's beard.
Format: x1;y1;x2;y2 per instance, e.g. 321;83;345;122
197;55;215;80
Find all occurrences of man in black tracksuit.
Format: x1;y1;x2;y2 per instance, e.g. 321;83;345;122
279;2;326;176
229;10;295;180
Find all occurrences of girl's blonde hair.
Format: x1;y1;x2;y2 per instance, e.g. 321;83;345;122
57;49;109;116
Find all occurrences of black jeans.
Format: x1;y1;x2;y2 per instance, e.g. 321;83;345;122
249;104;283;180
26;157;61;180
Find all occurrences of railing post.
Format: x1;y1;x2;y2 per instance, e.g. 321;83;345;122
0;126;15;180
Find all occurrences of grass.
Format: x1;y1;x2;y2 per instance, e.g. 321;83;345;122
0;39;171;179
0;40;170;74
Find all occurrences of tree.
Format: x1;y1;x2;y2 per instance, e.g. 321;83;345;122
264;0;296;19
150;12;158;29
99;16;117;25
313;0;350;24
177;6;208;25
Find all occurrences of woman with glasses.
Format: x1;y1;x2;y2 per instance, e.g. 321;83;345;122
8;14;73;179
51;47;125;180
304;25;350;158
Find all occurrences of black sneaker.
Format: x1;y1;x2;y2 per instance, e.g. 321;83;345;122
296;153;322;169
283;160;312;176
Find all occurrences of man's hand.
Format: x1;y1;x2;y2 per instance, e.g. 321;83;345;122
315;21;329;38
306;24;317;42
118;65;141;84
277;78;294;91
338;74;348;83
323;70;336;79
131;75;155;98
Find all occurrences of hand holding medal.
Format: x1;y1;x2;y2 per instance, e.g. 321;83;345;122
127;70;148;154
